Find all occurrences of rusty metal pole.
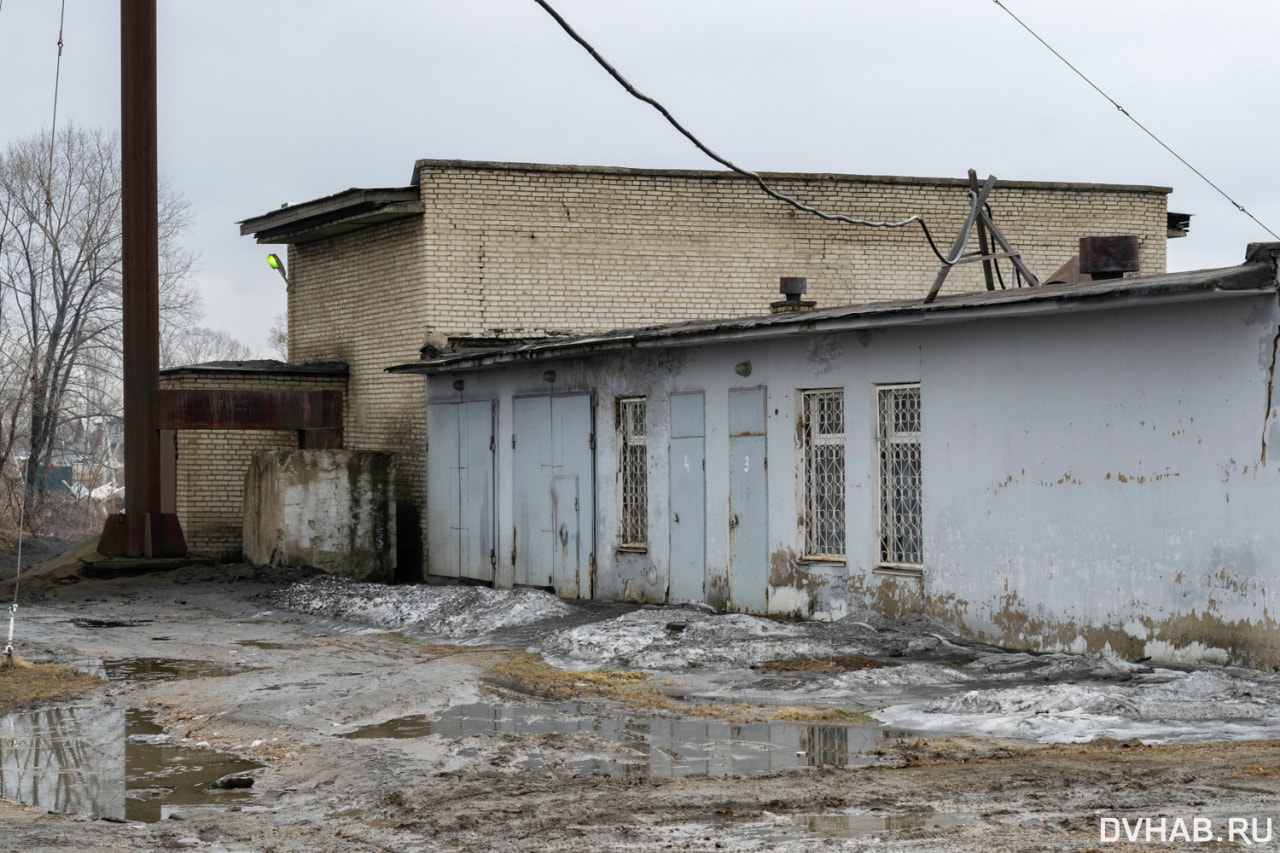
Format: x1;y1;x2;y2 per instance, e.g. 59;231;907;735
119;0;161;557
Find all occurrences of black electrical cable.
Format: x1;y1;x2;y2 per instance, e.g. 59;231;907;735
531;0;971;266
993;0;1278;241
44;0;67;218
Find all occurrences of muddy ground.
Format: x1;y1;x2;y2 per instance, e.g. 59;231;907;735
2;557;1279;852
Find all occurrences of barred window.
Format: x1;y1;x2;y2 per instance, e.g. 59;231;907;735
801;389;845;558
878;384;922;567
619;397;647;547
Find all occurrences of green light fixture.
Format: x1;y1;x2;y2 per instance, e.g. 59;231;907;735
267;253;290;289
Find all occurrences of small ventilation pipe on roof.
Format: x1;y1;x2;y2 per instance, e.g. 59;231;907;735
771;277;816;314
1079;236;1139;280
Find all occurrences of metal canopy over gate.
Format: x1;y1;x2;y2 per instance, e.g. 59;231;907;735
512;394;593;599
426;401;495;582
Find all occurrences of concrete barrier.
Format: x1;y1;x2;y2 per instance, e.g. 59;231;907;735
243;450;395;581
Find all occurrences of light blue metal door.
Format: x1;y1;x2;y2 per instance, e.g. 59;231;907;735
426;400;494;581
669;392;705;603
551;474;580;598
458;401;495;581
513;396;552;588
513;394;594;597
551;395;592;599
728;388;768;612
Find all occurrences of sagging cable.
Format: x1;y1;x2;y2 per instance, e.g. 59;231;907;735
531;0;971;267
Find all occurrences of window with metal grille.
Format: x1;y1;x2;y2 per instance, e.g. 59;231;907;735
801;389;845;558
878;384;922;568
618;397;647;547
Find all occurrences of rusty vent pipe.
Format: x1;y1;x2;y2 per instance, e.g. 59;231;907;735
1079;236;1139;279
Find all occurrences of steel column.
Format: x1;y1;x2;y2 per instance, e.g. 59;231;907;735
107;0;185;557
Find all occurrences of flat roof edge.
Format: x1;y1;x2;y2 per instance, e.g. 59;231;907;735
161;360;349;378
411;159;1172;195
239;187;421;239
388;263;1277;375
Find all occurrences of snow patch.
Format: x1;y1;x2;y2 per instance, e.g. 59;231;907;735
546;609;849;670
874;669;1280;744
268;575;573;640
1144;638;1231;666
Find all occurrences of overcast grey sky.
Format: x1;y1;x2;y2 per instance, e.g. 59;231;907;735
2;1;1277;354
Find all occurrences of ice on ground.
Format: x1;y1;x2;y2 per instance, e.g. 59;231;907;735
544;608;866;671
268;576;573;641
874;669;1280;744
269;575;1280;747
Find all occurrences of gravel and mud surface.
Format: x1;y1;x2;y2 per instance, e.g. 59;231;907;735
2;556;1279;852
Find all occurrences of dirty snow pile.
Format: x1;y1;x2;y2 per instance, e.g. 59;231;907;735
874;668;1280;744
545;607;881;670
268;575;574;641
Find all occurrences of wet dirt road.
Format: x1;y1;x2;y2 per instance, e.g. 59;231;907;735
2;562;1280;852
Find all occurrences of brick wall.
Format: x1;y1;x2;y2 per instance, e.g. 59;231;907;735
284;161;1171;578
159;369;347;560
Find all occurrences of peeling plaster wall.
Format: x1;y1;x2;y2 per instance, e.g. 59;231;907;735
923;295;1280;667
429;289;1280;666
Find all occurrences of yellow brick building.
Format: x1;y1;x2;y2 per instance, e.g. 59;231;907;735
172;160;1175;568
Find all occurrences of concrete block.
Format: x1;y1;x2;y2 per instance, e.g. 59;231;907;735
243;449;395;580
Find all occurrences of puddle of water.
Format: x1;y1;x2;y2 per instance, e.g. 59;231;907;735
102;657;248;682
793;812;974;838
66;619;153;629
256;681;323;692
341;715;433;739
235;640;301;651
124;709;261;823
0;707;261;822
341;702;912;778
0;707;125;819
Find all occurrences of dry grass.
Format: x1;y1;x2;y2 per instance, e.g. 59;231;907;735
488;653;655;702
1241;765;1280;777
374;632;468;657
757;654;891;674
0;663;102;715
770;707;874;724
487;652;874;724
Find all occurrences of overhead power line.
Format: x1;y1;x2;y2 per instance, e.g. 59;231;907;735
992;0;1278;241
45;0;68;217
531;0;972;267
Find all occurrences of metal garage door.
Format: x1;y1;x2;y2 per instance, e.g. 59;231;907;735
512;394;593;598
669;392;705;604
728;387;768;612
426;400;495;582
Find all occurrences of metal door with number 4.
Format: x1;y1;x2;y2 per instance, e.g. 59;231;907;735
728;388;767;612
669;392;705;603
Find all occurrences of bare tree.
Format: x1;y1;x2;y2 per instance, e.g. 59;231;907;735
267;312;289;361
0;125;199;505
162;326;255;369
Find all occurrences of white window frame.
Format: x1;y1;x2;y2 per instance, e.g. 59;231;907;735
618;397;648;549
800;389;845;560
877;383;922;571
